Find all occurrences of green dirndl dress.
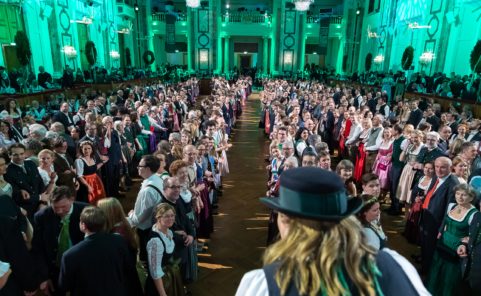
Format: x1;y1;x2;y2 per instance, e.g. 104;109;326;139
427;204;478;296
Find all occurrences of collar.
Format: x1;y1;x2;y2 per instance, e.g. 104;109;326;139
11;162;25;168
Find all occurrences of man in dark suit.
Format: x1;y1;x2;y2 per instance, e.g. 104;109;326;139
0;216;38;295
31;186;87;296
367;92;379;115
52;103;75;133
425;106;440;132
438;125;452;155
52;137;76;190
420;156;459;274
160;176;194;282
5;143;46;218
406;100;423;127
101;116;122;197
58;206;138;296
80;123;105;162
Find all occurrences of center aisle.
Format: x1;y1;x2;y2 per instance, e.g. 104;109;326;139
190;93;270;295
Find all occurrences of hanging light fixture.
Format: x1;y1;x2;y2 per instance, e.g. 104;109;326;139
293;0;314;12
186;0;201;8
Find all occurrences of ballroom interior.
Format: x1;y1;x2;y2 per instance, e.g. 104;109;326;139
1;0;481;80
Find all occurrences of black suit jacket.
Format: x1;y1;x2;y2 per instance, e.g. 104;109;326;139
31;202;87;282
106;130;122;164
4;160;46;216
0;216;38;295
407;109;423;127
53;152;76;188
58;232;138;296
426;115;440;132
52;111;75;132
425;174;459;227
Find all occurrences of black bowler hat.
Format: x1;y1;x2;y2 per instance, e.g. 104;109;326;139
260;167;363;221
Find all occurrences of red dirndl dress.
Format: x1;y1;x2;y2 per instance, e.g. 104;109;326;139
354;142;366;182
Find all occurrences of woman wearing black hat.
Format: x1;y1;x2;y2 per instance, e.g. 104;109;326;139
237;167;429;296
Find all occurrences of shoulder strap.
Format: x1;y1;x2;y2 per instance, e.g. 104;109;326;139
263;262;283;296
147;184;164;201
375;251;419;296
149;230;167;256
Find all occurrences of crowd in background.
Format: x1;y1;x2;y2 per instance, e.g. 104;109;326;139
259;78;481;295
0;75;253;296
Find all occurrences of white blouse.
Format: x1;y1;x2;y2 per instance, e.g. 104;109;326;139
38;165;58;186
146;226;175;280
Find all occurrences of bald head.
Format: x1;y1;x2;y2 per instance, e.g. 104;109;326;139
434;156;452;178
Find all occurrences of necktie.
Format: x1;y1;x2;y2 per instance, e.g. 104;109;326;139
57;215;71;264
422;179;440;209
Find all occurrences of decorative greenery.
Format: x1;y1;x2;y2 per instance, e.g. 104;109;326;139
125;47;132;66
365;53;373;72
401;46;414;70
85;41;97;66
14;31;32;66
143;50;155;65
470;40;481;73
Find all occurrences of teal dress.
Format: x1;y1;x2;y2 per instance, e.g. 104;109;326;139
427;203;478;296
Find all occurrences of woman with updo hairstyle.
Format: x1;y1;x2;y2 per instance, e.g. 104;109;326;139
169;159;199;281
357;194;387;250
427;184;480;295
75;141;107;204
452;156;469;184
145;203;183;296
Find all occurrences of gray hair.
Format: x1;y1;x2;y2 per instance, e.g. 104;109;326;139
285;156;299;168
426;131;440;141
29;123;47;138
50;122;65;133
113;120;123;131
169;132;181;142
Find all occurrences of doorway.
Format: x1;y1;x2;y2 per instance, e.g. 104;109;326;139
240;54;251;69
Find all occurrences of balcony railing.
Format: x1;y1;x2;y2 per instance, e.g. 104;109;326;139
222;12;271;24
306;15;342;24
152;12;187;22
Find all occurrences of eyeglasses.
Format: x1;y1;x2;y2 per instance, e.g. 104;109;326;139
166;185;181;189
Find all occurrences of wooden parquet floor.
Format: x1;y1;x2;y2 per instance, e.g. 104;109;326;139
189;94;270;296
122;92;420;295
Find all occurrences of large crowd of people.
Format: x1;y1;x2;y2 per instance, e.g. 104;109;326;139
255;78;481;295
1;69;481;295
0;75;253;295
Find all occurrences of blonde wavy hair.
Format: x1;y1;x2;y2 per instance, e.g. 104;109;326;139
263;216;380;296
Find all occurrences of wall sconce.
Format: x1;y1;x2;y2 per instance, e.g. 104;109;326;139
199;50;208;62
373;54;384;64
62;46;77;59
419;51;435;66
110;50;120;60
284;51;293;64
186;0;201;8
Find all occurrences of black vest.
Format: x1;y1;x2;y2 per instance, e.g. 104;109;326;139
263;251;420;296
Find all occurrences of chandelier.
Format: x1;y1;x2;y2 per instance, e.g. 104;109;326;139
293;0;314;11
186;0;200;8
